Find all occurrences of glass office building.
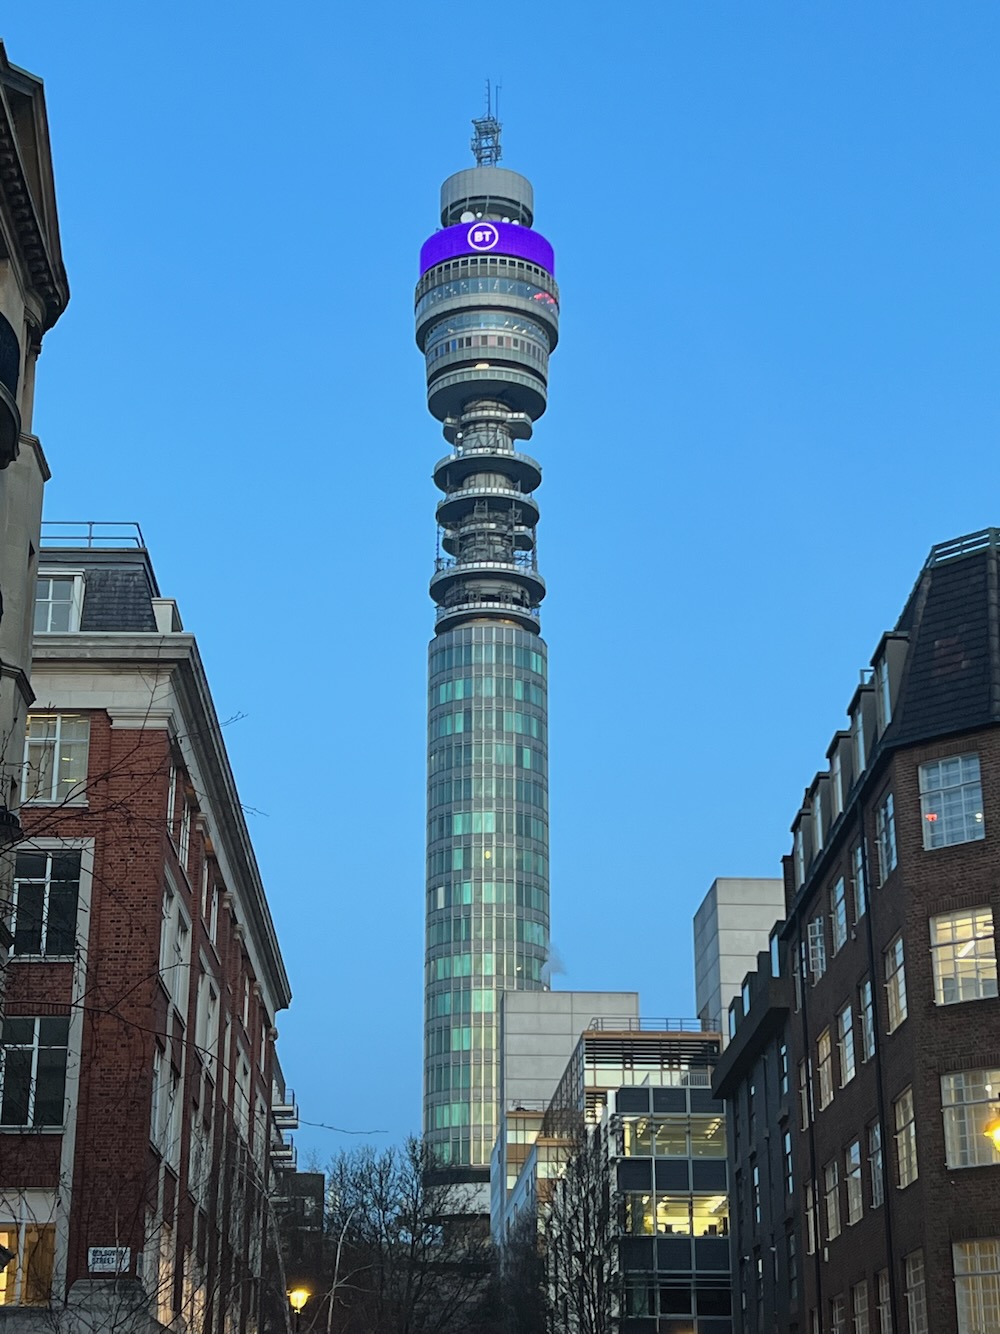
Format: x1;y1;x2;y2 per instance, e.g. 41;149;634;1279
416;120;559;1187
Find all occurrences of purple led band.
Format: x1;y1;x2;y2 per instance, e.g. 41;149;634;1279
419;221;555;277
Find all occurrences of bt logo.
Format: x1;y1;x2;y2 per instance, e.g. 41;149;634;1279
467;222;500;251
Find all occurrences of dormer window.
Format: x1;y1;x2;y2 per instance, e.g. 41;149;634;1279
34;573;84;633
794;827;806;889
831;750;844;818
877;657;892;729
852;707;866;776
812;791;824;855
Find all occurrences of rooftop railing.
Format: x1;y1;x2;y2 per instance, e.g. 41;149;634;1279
927;528;1000;565
586;1017;718;1034
41;521;145;549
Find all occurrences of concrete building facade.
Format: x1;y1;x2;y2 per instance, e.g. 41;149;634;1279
0;44;69;914
0;534;295;1333
693;878;786;1038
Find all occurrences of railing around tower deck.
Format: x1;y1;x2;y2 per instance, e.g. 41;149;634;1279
435;600;540;624
40;521;146;549
927;528;1000;565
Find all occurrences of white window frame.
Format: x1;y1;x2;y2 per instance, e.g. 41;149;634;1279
941;1069;1000;1170
919;753;986;849
0;1016;70;1128
0;1194;57;1307
884;935;907;1033
831;749;844;818
838;1004;856;1086
808;917;827;982
868;1121;884;1209
904;1251;928;1334
931;907;998;1006
824;1158;841;1240
852;843;867;919
859;978;876;1061
875;1271;890;1333
845;1140;863;1225
852;1279;869;1334
11;848;81;958
831;1294;846;1334
894;1087;918;1188
21;714;90;805
817;1029;834;1110
159;883;191;1022
813;792;824;856
876;791;897;882
34;571;85;634
877;657;892;730
953;1239;1000;1334
831;876;848;953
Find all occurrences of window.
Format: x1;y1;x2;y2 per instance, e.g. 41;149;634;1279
852;842;868;919
795;827;806;888
787;1229;798;1302
817;1029;834;1110
22;714;89;803
954;1239;1000;1334
160;887;191;1020
876;792;897;882
0;1017;69;1126
859;978;876;1061
904;1252;928;1334
838;1004;856;1085
824;1159;841;1240
852;1280;870;1334
34;572;83;633
831;877;848;952
779;1041;789;1096
799;1058;813;1129
0;1218;55;1306
179;801;192;872
853;706;866;776
784;1130;794;1194
884;935;907;1032
831;1294;846;1334
832;749;844;817
868;1121;884;1209
845;1140;863;1224
894;1087;918;1188
770;931;781;979
752;1161;761;1223
877;657;892;729
875;1271;890;1334
813;791;824;855
805;1181;817;1255
920;753;985;848
941;1069;1000;1169
931;907;998;1005
12;850;80;956
808;916;827;981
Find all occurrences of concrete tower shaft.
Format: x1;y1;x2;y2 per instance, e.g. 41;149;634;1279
416;144;559;1188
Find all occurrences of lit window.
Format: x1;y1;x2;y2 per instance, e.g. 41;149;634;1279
21;714;90;804
831;876;848;953
859;978;876;1061
884;935;907;1033
0;1016;69;1126
12;850;81;957
817;1029;834;1110
953;1239;1000;1334
0;1217;55;1306
904;1251;928;1334
34;572;84;633
931;907;998;1005
920;754;985;849
808;917;827;982
845;1141;863;1225
824;1158;841;1240
941;1069;1000;1170
876;792;897;882
894;1087;918;1188
838;1004;856;1086
852;1280;870;1334
868;1122;884;1209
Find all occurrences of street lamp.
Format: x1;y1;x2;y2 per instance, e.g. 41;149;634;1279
288;1288;310;1332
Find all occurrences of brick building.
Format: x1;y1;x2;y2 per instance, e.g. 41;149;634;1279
0;531;295;1334
713;529;1000;1334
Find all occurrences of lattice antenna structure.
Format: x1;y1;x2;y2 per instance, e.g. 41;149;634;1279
471;79;502;165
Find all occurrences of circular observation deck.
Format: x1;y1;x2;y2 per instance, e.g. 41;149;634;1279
434;597;541;635
427;366;547;423
433;448;542;493
436;486;540;530
440;167;534;227
430;559;546;605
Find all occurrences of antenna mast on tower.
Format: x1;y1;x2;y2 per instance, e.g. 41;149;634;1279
471;80;502;166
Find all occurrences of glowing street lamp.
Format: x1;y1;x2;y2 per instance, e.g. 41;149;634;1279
287;1288;310;1332
983;1115;1000;1153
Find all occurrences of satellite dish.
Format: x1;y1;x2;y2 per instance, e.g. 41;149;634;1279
460;211;475;223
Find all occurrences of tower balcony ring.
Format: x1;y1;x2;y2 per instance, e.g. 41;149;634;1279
427;369;547;423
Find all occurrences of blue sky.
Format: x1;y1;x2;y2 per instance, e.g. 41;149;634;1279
6;3;1000;1158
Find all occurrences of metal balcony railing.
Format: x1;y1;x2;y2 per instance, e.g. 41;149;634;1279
41;521;146;549
586;1017;717;1034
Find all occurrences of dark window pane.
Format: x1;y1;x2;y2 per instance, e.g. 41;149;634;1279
13;884;44;954
38;1017;69;1046
47;885;78;954
697;1287;732;1315
660;1284;693;1314
1;1049;32;1124
2;1018;33;1045
50;852;82;882
14;852;46;879
34;1048;67;1125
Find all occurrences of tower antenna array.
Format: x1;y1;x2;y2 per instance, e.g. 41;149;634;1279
471;79;502;166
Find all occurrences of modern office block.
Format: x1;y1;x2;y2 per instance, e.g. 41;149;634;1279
417;111;560;1190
